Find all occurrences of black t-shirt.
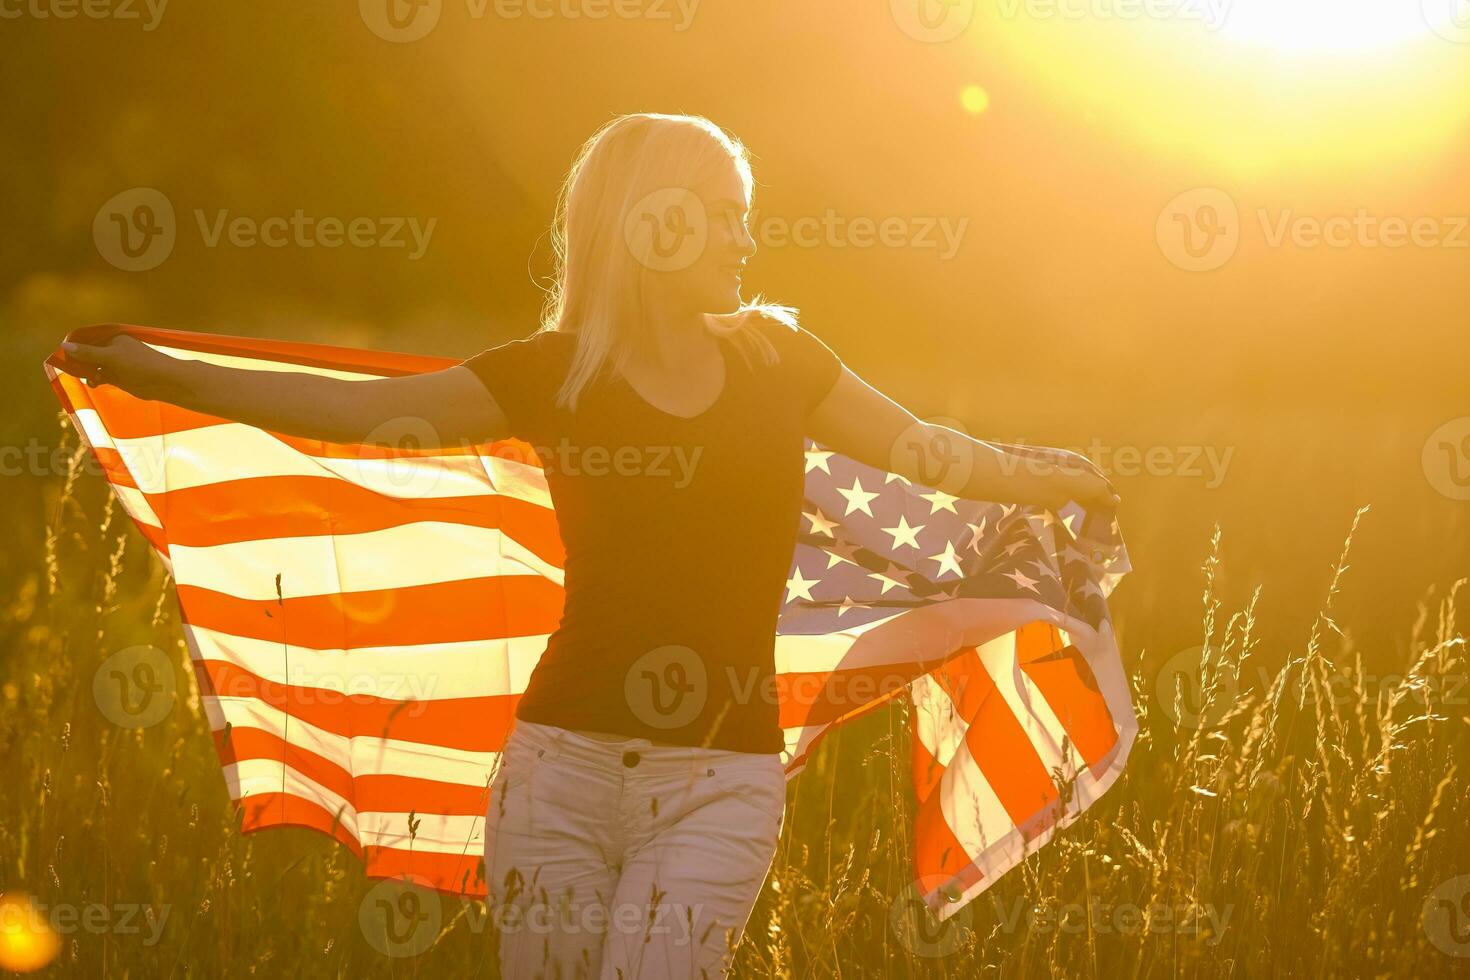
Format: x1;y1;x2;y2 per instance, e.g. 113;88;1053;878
461;315;842;753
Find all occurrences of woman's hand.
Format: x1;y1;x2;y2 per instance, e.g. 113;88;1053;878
61;335;175;400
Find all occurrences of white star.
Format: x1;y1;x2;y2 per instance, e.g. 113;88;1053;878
1003;540;1028;557
965;518;988;554
919;489;959;515
836;595;871;618
881;515;925;550
868;562;909;594
837;477;879;517
785;568;820;603
884;472;912;486
1005;569;1040;594
804;448;834;474
1029;559;1059;580
821;539;861;569
927;541;964;579
803;507;839;538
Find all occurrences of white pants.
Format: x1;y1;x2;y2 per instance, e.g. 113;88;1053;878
484;720;787;979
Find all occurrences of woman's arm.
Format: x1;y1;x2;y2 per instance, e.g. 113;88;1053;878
60;333;510;448
807;366;1117;511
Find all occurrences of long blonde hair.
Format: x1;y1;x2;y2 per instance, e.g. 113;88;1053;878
538;112;795;411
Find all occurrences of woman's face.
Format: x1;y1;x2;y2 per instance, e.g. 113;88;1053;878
634;160;756;317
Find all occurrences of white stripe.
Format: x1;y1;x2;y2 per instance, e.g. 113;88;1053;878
224;758;360;837
100;419;549;507
144;342;386;381
357;811;485;852
200;695;497;788
939;740;1023;866
186;623;548;699
114;484;162;528
169;521;562;600
910;671;969;765
72;408;117;449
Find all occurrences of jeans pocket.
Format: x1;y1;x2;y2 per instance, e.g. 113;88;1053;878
708;756;788;829
494;726;562;795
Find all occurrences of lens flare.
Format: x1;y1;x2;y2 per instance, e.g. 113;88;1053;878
0;893;62;974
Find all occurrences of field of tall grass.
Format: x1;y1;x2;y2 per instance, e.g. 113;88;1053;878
1;424;1466;978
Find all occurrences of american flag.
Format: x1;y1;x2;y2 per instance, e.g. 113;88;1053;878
45;323;1135;921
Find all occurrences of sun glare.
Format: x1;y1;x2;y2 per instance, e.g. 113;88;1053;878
971;0;1470;174
1216;0;1446;53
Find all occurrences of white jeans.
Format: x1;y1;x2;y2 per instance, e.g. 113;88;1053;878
484;720;787;979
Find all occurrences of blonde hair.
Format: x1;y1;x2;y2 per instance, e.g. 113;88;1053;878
537;112;796;411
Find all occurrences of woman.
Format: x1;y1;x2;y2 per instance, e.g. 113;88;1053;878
61;113;1114;978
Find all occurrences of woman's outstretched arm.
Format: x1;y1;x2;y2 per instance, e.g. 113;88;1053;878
808;366;1118;512
59;332;509;448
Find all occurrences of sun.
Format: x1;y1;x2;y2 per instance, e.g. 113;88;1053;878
1215;0;1446;53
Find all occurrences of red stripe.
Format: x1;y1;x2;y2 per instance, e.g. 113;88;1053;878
196;658;521;751
1015;623;1119;772
147;475;563;562
236;792;364;857
174;576;563;648
215;725;495;816
958;664;1060;826
912;781;978;884
364;846;487;897
774;661;920;730
52;323;454;379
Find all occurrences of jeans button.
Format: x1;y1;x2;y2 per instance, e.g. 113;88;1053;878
622;750;640;768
